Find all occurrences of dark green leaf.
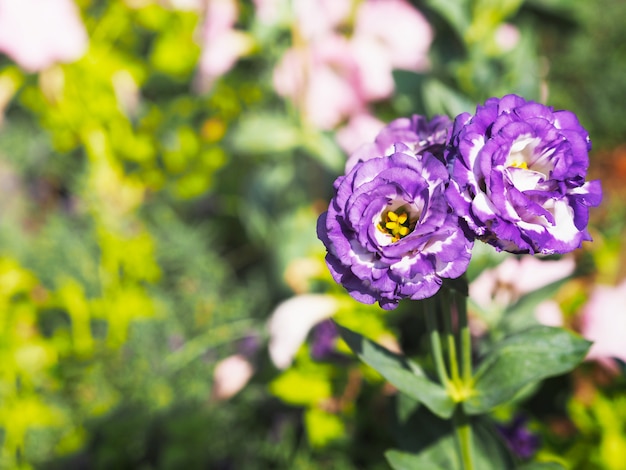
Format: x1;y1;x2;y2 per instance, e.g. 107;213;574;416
423;0;470;38
386;406;514;470
336;323;455;419
465;326;591;414
499;277;574;336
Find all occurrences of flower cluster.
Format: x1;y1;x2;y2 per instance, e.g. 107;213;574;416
317;94;602;309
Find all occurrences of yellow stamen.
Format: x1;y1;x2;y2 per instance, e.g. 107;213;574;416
510;160;528;170
377;206;416;243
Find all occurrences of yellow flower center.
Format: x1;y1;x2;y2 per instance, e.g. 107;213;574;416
509;160;528;170
377;206;416;243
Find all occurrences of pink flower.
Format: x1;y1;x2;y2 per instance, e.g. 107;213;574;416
0;0;88;73
273;0;432;131
494;23;521;53
335;113;385;154
580;280;626;366
470;255;575;330
354;0;432;72
252;0;282;24
471;256;576;310
273;35;366;129
292;0;352;40
196;0;251;91
211;354;255;401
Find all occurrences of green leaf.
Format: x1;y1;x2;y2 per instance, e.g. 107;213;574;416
336;323;455;419
499;277;574;335
465;326;591;414
268;366;333;407
423;0;470;38
304;408;346;448
422;79;475;118
301;131;345;172
231;114;302;154
386;406;514;470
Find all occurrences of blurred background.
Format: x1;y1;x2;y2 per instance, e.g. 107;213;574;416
0;0;625;468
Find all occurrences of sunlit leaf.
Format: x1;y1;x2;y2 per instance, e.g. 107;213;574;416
337;323;455;419
465;326;591;414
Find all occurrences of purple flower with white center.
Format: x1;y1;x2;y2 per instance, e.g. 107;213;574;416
317;135;473;310
346;114;452;173
446;94;602;255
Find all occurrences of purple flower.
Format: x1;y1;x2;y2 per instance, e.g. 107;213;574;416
310;319;338;361
346;114;452;172
446;94;602;255
317;120;473;310
496;415;541;460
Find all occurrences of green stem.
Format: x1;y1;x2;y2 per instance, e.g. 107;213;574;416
456;290;473;385
453;406;475;470
424;298;451;391
440;292;461;384
452;288;475;470
426;291;475;470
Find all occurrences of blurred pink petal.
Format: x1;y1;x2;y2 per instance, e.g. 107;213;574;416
212;354;255;400
534;300;564;327
273;36;366;129
470;255;575;312
355;0;432;71
267;294;339;369
0;0;88;72
350;36;395;101
253;0;282;24
580;281;626;365
495;23;521;53
197;0;251;90
336;113;385;155
504;256;576;295
293;0;351;40
273;0;433;131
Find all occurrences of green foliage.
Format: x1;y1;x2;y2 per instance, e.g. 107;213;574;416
337;324;455;419
385;404;516;469
465;327;591;414
0;0;620;468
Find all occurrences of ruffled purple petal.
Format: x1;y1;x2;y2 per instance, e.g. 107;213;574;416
447;94;602;254
318;116;472;309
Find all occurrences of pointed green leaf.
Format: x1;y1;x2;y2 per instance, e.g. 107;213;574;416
465;326;591;414
500;276;574;335
336;323;455;419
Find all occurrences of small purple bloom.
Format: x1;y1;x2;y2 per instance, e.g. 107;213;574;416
446;94;602;255
496;415;541;460
317;117;473;310
310;319;338;361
